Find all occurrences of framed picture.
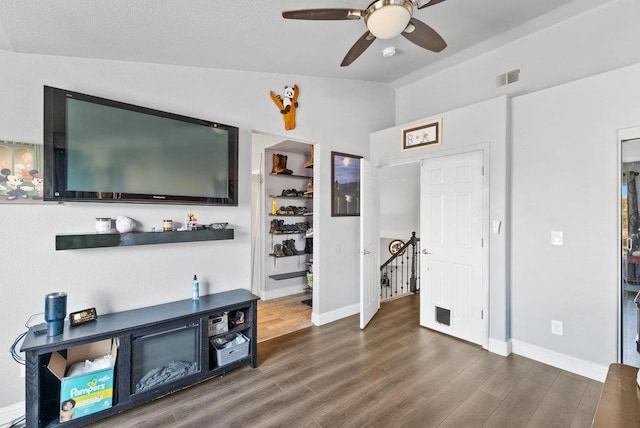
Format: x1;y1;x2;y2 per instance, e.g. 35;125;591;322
388;239;406;256
331;151;362;217
402;118;442;151
0;141;44;204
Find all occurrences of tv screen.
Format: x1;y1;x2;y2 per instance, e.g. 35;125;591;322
43;86;239;205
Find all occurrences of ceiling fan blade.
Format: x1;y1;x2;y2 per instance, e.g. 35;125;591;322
418;0;447;9
341;32;376;67
282;9;362;20
402;18;446;52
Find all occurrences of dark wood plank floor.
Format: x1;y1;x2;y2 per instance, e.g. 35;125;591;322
90;294;602;427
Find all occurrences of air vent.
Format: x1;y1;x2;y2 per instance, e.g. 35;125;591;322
496;68;521;88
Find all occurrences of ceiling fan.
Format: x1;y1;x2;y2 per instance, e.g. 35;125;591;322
282;0;448;67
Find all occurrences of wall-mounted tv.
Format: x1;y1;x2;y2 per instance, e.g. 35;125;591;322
43;86;239;205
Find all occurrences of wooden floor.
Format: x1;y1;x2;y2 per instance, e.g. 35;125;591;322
257;293;313;342
90;294;602;427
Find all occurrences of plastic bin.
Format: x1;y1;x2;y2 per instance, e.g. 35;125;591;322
210;332;249;367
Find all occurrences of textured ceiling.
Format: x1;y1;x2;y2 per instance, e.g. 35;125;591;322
0;0;606;84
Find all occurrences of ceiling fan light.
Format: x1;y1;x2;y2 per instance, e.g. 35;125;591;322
367;5;412;39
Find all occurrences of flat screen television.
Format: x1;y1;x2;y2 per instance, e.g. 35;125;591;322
43;86;239;205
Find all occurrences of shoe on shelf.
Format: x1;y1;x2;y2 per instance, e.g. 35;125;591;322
273;244;284;257
304;182;313;195
272;153;293;175
303;145;314;169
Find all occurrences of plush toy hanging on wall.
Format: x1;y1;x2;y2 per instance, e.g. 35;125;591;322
270;84;299;131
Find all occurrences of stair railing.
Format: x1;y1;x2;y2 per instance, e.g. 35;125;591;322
380;232;420;300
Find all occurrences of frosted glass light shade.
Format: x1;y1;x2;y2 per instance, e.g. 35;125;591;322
367;5;411;39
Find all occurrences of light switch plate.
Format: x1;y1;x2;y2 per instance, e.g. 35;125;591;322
551;231;563;246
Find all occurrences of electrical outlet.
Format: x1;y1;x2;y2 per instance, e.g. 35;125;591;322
20;365;25;378
551;320;563;336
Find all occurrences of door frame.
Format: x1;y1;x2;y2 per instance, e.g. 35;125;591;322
377;143;491;349
617;126;640;363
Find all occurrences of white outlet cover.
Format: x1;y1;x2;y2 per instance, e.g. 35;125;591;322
551;231;563;246
551;320;563;335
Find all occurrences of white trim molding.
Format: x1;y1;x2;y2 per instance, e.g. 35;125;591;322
488;338;512;356
0;401;24;426
311;303;359;326
261;284;307;301
511;339;608;382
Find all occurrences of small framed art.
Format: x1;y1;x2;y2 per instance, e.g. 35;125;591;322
402;118;442;151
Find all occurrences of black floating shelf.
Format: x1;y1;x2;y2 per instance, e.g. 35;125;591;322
269;173;312;179
56;229;234;250
268;195;312;199
270;231;307;235
269;271;307;281
269;251;308;258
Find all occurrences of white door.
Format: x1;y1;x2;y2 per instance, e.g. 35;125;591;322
420;150;485;345
360;159;380;329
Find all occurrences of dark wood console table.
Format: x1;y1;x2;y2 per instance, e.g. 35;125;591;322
21;288;258;428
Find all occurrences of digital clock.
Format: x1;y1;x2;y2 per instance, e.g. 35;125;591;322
69;307;98;326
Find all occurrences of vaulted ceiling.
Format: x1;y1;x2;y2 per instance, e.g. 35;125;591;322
0;0;605;84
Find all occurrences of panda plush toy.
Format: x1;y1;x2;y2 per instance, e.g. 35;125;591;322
270;84;299;131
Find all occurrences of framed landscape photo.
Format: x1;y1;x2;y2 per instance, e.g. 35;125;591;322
402;118;442;151
331;151;362;217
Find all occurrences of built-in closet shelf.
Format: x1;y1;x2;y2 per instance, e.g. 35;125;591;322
269;271;307;281
270;173;313;179
269;251;309;258
56;229;234;250
269;213;313;217
268;195;312;199
270;231;308;236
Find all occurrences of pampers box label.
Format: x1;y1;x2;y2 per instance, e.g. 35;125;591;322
60;369;114;420
48;339;118;423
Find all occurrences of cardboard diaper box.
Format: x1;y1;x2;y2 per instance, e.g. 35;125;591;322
48;339;118;423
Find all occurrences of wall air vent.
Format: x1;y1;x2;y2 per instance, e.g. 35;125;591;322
496;68;521;88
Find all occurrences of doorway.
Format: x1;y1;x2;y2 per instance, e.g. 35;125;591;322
419;150;487;346
619;131;640;367
251;133;316;342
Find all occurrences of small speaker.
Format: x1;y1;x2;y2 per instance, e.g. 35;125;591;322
45;292;67;336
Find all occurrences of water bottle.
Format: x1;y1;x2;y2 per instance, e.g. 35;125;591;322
192;275;199;300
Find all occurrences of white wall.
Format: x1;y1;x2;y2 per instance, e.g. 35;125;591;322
388;0;640;379
379;163;420;239
371;96;510;350
0;49;394;407
511;62;640;369
395;0;640;125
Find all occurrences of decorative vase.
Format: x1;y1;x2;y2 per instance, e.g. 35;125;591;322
115;216;136;233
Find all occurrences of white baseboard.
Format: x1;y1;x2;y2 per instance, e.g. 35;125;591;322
261;284;306;300
311;303;359;326
0;401;24;426
488;338;512;356
511;339;608;382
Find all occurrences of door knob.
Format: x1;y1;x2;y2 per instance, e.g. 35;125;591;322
422;249;432;255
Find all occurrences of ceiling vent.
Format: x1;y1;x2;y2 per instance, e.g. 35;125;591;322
496;68;521;88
